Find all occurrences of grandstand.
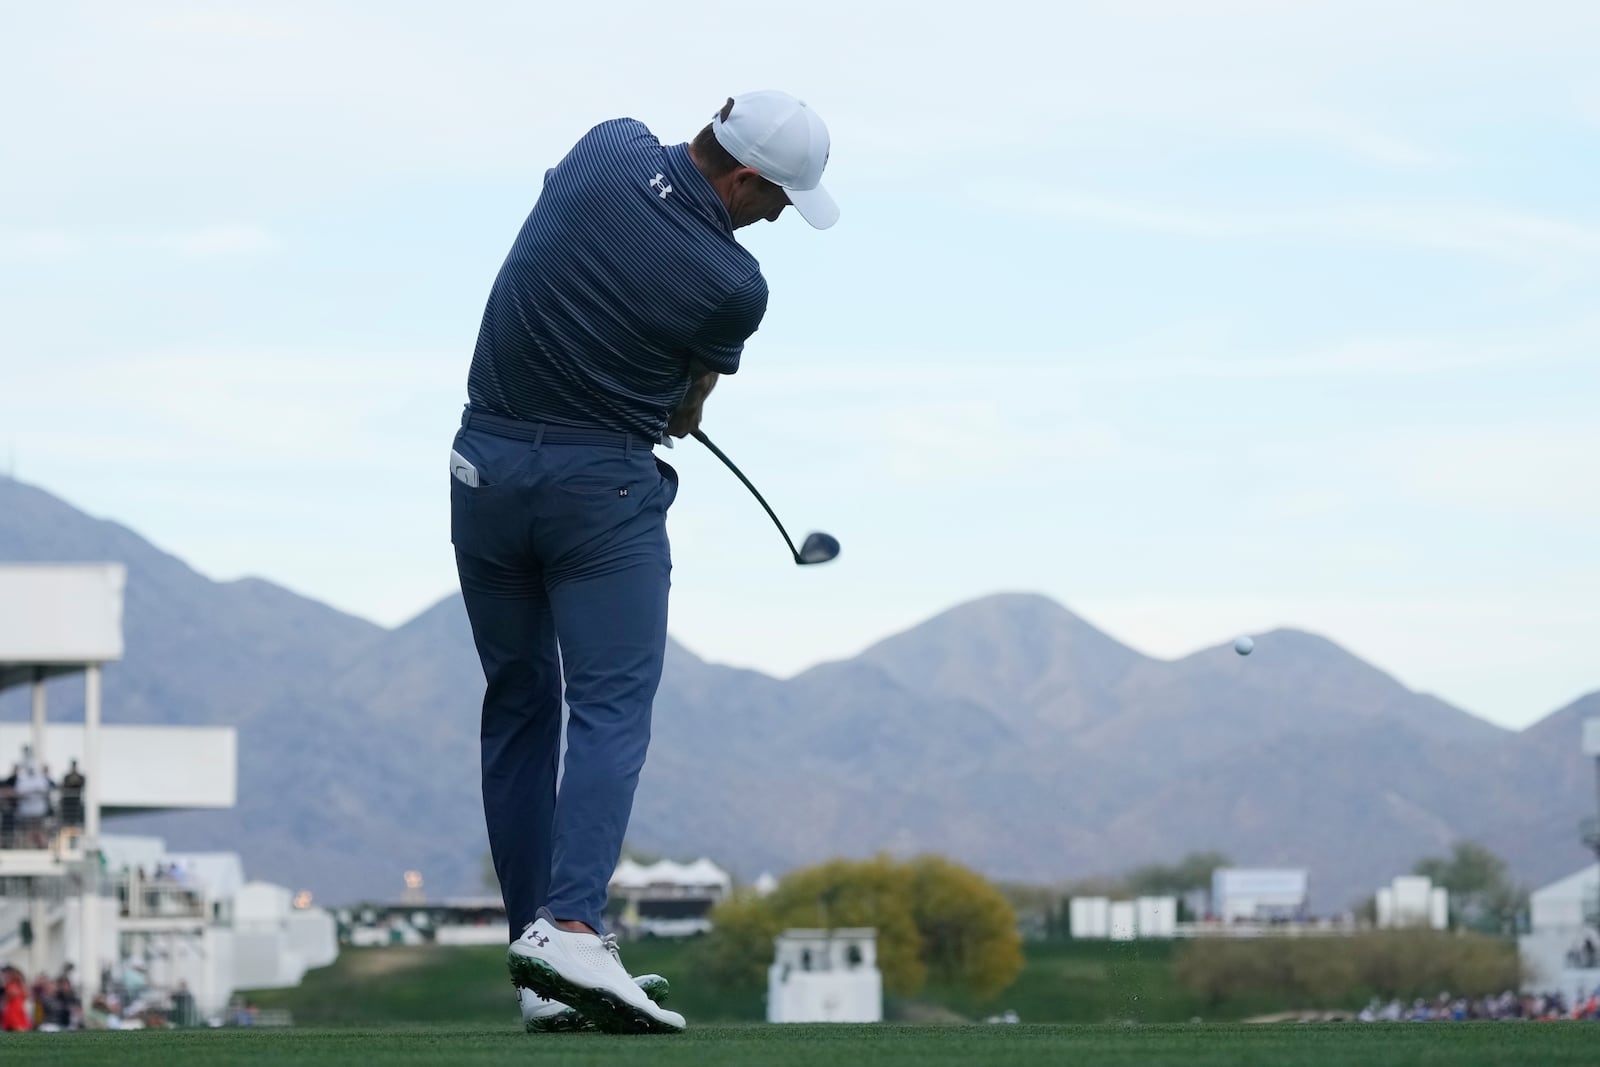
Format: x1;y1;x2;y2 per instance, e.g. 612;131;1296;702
0;564;336;1025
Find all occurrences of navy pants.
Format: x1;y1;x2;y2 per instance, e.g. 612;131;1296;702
450;407;677;936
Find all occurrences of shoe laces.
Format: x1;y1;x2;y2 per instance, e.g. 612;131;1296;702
601;933;625;968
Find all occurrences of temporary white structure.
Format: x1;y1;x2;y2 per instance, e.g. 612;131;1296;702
610;857;733;893
608;857;733;937
0;564;237;993
0;564;125;984
767;928;883;1023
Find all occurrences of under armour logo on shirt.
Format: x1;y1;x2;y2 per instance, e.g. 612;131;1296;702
649;173;673;199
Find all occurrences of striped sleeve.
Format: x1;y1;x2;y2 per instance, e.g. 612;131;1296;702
686;270;769;375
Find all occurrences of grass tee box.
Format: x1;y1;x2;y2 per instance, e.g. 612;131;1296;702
5;1024;1600;1067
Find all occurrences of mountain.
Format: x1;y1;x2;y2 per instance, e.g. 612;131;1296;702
2;475;1595;911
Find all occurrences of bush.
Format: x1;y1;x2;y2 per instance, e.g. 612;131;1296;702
1173;930;1522;1009
694;853;1022;999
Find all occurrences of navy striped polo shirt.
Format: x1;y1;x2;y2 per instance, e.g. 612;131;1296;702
466;119;769;439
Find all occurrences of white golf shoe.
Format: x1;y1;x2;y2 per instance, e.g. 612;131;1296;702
518;967;671;1033
509;909;686;1034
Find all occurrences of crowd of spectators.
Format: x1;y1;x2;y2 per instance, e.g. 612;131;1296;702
1358;990;1600;1021
0;963;82;1031
0;745;86;849
0;958;218;1032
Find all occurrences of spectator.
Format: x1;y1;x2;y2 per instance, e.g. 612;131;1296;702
171;980;197;1027
60;759;85;830
13;756;51;848
2;965;32;1031
0;764;18;847
30;972;50;1026
48;974;80;1029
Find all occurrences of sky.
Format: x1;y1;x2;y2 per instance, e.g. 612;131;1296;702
2;1;1597;730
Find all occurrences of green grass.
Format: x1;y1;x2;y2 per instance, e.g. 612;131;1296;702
3;1023;1599;1067
242;939;1389;1027
912;938;1213;1023
243;942;765;1025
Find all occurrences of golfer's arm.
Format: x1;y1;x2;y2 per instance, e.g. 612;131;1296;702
670;275;761;430
666;361;718;436
682;360;719;407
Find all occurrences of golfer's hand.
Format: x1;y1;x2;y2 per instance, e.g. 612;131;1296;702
666;404;704;438
667;365;719;438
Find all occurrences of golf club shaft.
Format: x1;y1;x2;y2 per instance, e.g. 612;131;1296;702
689;429;802;561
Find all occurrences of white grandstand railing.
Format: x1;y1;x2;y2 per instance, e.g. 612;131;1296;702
114;875;210;921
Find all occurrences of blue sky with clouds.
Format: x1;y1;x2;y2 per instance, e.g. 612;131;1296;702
3;1;1597;728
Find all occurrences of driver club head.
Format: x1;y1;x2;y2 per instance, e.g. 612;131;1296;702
797;532;840;566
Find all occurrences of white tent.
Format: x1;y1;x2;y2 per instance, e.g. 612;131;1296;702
610;857;732;892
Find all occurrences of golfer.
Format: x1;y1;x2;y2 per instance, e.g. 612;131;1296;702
450;91;836;1033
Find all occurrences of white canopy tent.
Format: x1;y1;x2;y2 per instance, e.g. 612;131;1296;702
610;856;733;893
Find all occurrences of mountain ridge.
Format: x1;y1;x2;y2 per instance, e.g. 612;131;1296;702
0;476;1592;910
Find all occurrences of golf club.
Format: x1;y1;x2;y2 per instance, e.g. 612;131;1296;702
690;429;840;566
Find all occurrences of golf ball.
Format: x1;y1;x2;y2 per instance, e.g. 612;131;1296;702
1234;636;1254;656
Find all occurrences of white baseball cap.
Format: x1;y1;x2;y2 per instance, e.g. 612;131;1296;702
711;90;837;230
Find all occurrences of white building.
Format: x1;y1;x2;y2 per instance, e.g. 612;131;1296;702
767;928;882;1023
1519;864;1600;1003
1136;895;1179;938
0;563;335;1021
1376;874;1449;930
89;834;338;1016
1517;718;1600;1003
609;856;732;937
1210;868;1309;921
1068;896;1177;939
335;856;738;948
1069;896;1111;938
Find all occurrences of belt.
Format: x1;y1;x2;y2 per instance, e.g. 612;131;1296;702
461;407;658;451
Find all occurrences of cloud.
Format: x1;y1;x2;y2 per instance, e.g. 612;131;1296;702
0;230;83;263
148;10;292;39
1242;109;1444;169
984;185;1600;264
0;347;459;467
0;225;281;263
7;0;1589;203
1384;425;1600;520
746;317;1599;391
155;224;281;259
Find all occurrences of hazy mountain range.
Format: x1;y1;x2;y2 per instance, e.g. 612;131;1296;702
2;476;1596;910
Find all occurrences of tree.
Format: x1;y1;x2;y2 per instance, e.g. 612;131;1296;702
906;855;1024;999
1413;841;1525;933
696;854;1022;1000
1125;850;1231;897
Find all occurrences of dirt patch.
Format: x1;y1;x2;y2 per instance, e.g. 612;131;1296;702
340;946;445;978
888;1000;972;1025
